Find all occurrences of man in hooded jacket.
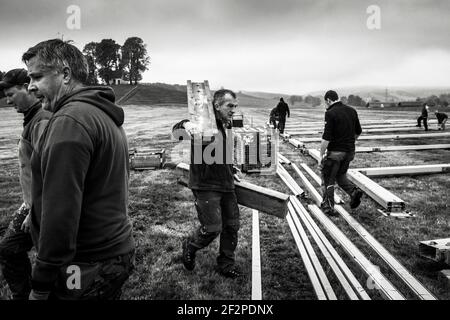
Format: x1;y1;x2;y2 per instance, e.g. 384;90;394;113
22;39;135;300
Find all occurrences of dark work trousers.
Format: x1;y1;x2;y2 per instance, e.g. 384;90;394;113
50;250;135;300
0;209;33;300
278;116;287;134
269;118;278;130
188;190;240;272
320;151;357;211
417;116;428;130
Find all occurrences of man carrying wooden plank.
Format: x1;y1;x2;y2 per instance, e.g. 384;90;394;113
172;89;243;279
318;90;363;216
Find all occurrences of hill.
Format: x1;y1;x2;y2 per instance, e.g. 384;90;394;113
307;86;450;102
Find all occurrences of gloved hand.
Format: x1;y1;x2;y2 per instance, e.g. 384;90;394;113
183;122;200;138
29;289;50;300
11;203;30;233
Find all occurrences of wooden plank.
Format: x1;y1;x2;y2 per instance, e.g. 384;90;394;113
355;164;450;177
290;164;436;300
290;197;369;300
355;144;450;153
300;163;322;185
251;210;262;300
176;163;289;218
277;152;291;164
419;238;450;263
286;212;327;300
290;162;343;204
307;149;321;162
347;170;405;212
288;127;423;136
288;203;337;300
308;205;405;300
288;138;303;148
277;164;304;196
186;80;218;138
438;270;450;288
295;132;450;143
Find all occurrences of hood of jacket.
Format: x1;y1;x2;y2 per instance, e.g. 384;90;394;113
53;86;124;126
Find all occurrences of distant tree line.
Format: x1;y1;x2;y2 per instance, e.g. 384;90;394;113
83;37;150;86
289;95;321;107
416;94;450;107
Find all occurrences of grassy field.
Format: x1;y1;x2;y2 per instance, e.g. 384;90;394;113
0;98;449;300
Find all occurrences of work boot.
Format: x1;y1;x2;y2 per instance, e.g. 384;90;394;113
182;240;196;271
321;204;338;216
219;266;244;279
350;188;363;209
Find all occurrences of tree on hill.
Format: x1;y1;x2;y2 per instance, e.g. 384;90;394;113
96;39;122;85
289;95;303;105
0;70;4;80
304;95;321;107
82;42;99;85
347;94;365;106
121;37;150;85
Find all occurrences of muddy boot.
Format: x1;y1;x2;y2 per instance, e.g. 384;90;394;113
350;188;364;209
321;185;337;216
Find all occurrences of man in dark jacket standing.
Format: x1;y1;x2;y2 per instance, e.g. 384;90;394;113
172;89;243;279
318;90;363;216
22;39;135;300
0;68;50;300
276;98;290;133
416;103;430;131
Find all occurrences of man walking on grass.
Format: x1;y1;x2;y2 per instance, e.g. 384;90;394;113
318;90;364;216
0;68;51;300
172;89;243;279
22;39;135;300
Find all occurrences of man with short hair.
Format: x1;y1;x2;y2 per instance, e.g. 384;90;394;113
435;110;448;130
276;98;290;134
0;68;51;300
22;39;135;300
172;89;243;279
318;90;363;216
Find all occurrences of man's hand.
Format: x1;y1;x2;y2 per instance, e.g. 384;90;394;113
29;289;50;300
318;154;326;170
21;213;31;233
233;166;242;182
183;122;200;137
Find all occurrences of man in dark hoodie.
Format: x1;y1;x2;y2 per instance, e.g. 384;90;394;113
172;89;243;279
0;68;50;300
276;98;290;134
22;39;135;300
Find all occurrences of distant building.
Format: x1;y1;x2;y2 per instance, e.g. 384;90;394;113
365;101;423;108
108;77;126;85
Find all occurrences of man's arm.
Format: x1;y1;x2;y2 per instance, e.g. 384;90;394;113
319;139;330;164
355;111;362;140
31;116;93;295
286;103;290;118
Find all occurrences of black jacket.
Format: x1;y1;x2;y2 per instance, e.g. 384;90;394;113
421;106;428;118
322;101;362;152
30;86;135;291
276;101;290;118
436;112;447;123
173;115;235;192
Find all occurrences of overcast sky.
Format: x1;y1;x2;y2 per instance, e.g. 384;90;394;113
0;0;449;94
